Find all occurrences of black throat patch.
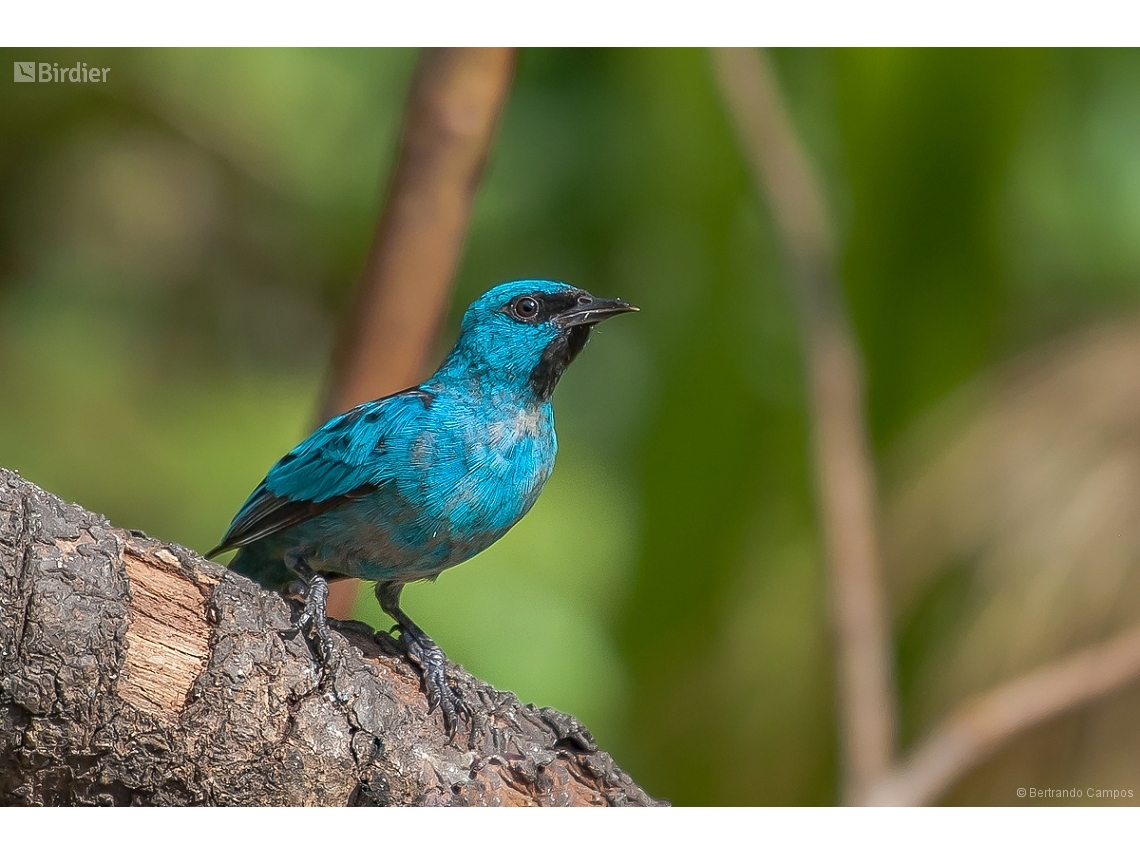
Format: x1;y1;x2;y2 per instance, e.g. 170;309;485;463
528;324;593;400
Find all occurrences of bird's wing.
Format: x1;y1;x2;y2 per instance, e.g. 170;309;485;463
206;387;435;557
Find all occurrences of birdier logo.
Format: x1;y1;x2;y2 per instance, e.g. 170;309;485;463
13;61;109;83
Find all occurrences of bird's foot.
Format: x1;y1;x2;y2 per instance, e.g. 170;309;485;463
400;625;469;739
283;573;336;671
375;580;469;739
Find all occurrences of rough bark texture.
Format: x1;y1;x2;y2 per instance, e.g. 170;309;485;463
0;469;660;806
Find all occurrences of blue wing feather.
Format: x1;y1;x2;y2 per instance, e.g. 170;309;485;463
206;388;434;557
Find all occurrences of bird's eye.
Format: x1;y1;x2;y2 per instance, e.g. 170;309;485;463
511;296;540;320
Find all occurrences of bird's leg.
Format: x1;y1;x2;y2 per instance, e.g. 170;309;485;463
283;550;335;666
376;581;469;738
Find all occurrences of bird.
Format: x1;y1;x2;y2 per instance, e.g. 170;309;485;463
207;279;637;734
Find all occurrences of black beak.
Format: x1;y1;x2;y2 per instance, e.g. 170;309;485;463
554;294;639;329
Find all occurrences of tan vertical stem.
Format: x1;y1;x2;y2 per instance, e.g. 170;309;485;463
320;47;517;618
711;47;896;803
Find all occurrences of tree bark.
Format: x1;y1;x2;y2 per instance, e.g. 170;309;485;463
0;469;660;806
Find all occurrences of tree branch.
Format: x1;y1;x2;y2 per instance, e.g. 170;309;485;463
866;622;1140;806
713;47;1140;807
711;47;897;804
0;469;660;806
316;47;517;620
319;47;517;423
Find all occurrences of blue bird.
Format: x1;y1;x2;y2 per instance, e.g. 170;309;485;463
208;279;637;733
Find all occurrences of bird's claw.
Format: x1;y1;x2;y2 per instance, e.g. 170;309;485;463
284;573;336;668
403;629;469;739
375;581;469;739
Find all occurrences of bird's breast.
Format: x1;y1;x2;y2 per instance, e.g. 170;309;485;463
395;399;556;538
294;400;556;582
441;402;556;530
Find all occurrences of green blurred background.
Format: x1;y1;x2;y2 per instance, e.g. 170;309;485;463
3;48;1140;805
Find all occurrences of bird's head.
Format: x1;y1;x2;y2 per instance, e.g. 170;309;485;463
442;280;638;400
